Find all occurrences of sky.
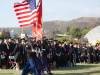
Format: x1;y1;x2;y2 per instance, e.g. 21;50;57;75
0;0;100;27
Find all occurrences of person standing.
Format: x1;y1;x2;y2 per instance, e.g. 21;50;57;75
13;39;23;70
0;39;2;69
20;39;27;68
73;43;78;63
93;45;99;63
56;42;62;68
21;42;37;75
8;38;16;56
41;37;52;75
50;41;57;69
87;43;93;64
80;44;87;63
61;43;66;68
3;38;10;68
0;39;4;69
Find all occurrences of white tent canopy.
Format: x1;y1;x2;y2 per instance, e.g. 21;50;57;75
84;25;100;45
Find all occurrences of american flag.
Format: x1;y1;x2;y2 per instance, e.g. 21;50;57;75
14;0;37;28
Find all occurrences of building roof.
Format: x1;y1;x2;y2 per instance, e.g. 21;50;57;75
56;34;67;37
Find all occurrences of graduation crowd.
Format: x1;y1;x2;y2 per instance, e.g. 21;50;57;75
0;37;100;75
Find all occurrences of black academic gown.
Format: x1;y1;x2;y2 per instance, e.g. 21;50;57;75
87;46;93;63
0;43;4;67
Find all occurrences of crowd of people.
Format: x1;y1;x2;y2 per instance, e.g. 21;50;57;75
0;36;100;75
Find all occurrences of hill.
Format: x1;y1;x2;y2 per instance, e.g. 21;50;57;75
43;17;100;32
0;17;100;35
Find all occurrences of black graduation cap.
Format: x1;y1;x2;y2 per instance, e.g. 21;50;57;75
49;39;53;42
50;38;53;40
29;36;36;39
69;42;73;44
63;39;66;42
0;38;2;40
74;43;78;45
53;40;56;42
33;37;36;39
15;38;22;43
0;37;4;40
8;37;12;39
43;36;46;38
58;41;61;44
61;42;64;44
21;38;25;40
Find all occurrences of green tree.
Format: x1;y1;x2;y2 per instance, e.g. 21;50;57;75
13;34;19;38
0;28;10;38
52;29;62;34
69;26;82;38
81;27;93;37
66;27;70;35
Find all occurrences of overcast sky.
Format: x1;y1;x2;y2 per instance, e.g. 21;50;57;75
0;0;100;27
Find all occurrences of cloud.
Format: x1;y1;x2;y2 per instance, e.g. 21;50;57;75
82;7;100;17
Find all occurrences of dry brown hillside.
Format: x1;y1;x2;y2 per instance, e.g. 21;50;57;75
43;17;100;32
0;17;100;35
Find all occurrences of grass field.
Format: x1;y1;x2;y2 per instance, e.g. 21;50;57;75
0;63;100;75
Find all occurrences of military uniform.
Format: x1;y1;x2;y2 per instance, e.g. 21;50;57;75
21;42;37;75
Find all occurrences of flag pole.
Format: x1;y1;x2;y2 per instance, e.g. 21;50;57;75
36;0;40;7
22;27;24;34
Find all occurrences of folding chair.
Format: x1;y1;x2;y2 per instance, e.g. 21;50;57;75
9;56;16;69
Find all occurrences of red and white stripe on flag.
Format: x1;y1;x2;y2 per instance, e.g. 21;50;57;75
14;1;37;28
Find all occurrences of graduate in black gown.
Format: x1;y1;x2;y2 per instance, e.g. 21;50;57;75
93;45;99;63
0;39;5;68
87;43;93;64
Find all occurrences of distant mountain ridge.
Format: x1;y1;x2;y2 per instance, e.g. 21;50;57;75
0;17;100;35
43;17;100;32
